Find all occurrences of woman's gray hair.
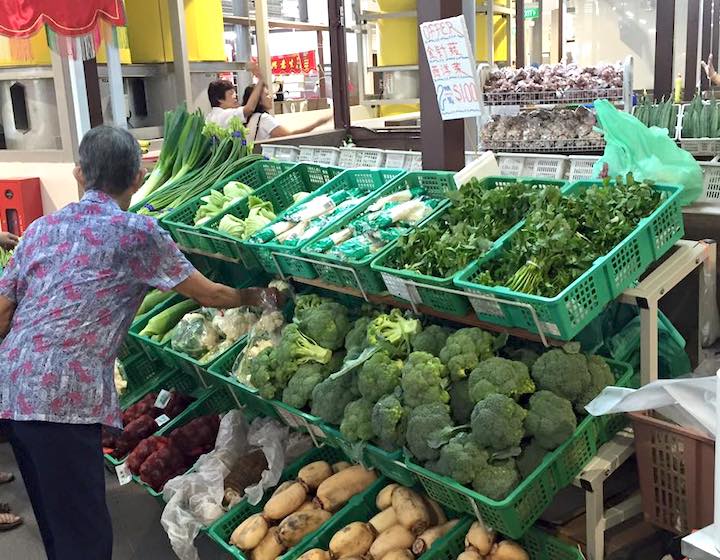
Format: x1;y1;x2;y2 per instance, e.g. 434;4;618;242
79;125;142;196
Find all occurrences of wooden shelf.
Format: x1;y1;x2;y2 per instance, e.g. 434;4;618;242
290;275;564;347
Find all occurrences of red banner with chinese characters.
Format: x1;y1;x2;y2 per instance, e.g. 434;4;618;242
271;50;317;75
0;0;125;38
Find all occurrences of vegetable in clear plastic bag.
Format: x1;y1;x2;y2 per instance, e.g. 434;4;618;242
171;311;221;359
232;310;286;386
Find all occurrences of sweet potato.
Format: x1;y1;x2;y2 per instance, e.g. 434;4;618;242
391;487;431;535
411;520;459;555
251;527;285;560
369;508;397;534
297;461;333;490
264;481;308;520
368;525;414;559
465;522;495;555
375;483;399;511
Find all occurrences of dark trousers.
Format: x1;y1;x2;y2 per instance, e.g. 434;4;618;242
5;421;113;560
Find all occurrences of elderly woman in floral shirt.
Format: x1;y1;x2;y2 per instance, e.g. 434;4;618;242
0;126;281;559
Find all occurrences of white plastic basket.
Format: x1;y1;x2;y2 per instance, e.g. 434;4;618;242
698;161;720;203
495;153;568;179
567;156;600;181
338;147;385;168
298;145;340;165
270;145;300;162
383;150;422;171
678;104;720;156
260;144;278;159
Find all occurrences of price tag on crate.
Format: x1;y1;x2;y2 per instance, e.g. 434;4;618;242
155;414;171;427
115;463;133;486
154;389;172;410
380;273;421;304
469;295;504;318
541;322;561;337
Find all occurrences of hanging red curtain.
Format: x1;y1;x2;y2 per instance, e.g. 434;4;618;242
0;0;126;60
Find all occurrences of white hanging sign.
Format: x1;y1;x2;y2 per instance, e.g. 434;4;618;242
419;15;482;120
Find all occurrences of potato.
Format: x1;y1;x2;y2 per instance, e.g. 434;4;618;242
315;466;377;512
332;461;352;473
380;550;414;560
297;548;331;560
375;483;399;511
230;513;268;550
329;522;376;558
488;541;529;560
298;461;334;490
251;527;285;560
278;509;332;547
411;520;459;555
458;549;485;560
391;487;431;535
264;481;308;520
369;525;415;559
369;507;397;534
465;521;495;555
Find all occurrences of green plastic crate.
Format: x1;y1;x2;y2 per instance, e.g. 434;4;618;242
105;368;202;468
454;181;685;340
243;168;405;279
164;332;250;377
426;518;584;560
117;335;143;361
134;385;238;500
118;353;171;407
208;445;349;560
162;160;291;253
321;425;416;487
300;171;457;295
371;177;567;317
129;294;199;368
198;163;344;264
404;358;633;538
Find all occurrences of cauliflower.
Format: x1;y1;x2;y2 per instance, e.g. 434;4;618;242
411;325;452;357
449;378;474;424
400;351;450;408
470;394;527;451
371;393;407;448
468;357;535;402
473;458;521;501
405;403;453;462
340;398;375;442
439;328;504;381
525;391;577;451
282;362;328;409
574;355;615;414
366;308;421;357
531;343;590;402
294;300;351;351
311;373;360;425
211;308;258;341
358;350;403;401
431;433;489;485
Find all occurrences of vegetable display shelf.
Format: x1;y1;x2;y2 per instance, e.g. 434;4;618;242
161;160;291;254
243;168;406;279
299;171;457;297
482;87;624;107
133;385;239;501
105;367;202;469
197;163;344;265
371;177;567;317
404;359;633;539
208;445;350;560
425;518;584;560
320;425;416;488
455;181;685;340
678;103;720;156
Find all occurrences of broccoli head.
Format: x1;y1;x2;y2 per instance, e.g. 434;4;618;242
525;391;577;451
400;351;450;408
517;439;547;478
294;293;332;316
405;403;453;462
531;343;590;402
439;328;502;381
340;398;375;442
371;393;407;448
574;355;615;414
277;324;332;368
470;394;527;451
248;347;282;400
366;308;421;357
468;357;535;402
345;316;372;360
411;325;452;357
282;362;328;410
449;378;474;424
358;350;403;401
472;458;520;501
310;373;359;425
431;432;489;485
294;301;351;351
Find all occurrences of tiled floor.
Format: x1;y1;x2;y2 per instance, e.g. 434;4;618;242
0;443;227;559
